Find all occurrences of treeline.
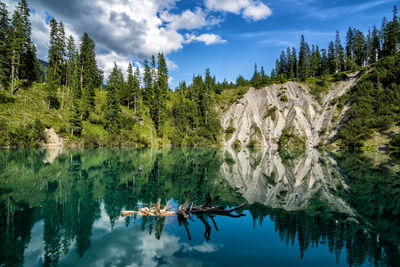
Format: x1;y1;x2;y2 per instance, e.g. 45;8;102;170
171;69;222;146
238;5;400;87
0;0;43;93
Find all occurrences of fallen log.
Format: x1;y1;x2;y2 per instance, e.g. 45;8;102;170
178;192;246;218
121;192;245;219
121;198;176;217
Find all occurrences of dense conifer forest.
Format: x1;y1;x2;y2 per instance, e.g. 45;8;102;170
0;0;399;151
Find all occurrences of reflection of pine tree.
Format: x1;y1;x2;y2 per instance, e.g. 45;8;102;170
103;155;125;228
0;202;39;266
43;185;63;266
155;217;165;240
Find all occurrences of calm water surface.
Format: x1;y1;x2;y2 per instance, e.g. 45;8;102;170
0;148;399;266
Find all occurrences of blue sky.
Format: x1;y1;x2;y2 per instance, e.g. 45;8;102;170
5;0;398;88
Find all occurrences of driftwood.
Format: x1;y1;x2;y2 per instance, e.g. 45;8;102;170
178;191;245;218
177;192;245;241
121;192;245;220
121;198;176;217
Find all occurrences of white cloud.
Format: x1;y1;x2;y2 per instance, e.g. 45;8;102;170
161;7;222;30
205;0;272;21
166;58;178;70
96;51;131;80
184;33;226;45
26;0;234;78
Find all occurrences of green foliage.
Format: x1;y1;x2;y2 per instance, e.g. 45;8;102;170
338;55;400;150
224;120;236;141
5;119;44;147
80;32;97;120
104;63;121;134
279;127;306;150
232;139;241;150
263;106;277;120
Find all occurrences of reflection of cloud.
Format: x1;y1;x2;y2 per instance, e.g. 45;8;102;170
52;202;222;266
57;223;221;267
23;220;45;267
182;242;223;253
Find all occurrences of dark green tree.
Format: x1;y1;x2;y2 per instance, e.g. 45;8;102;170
251;63;260;87
142;59;152;106
70;52;81;137
370;25;380;63
65;35;76;89
152;53;168;136
335;31;345;72
327;41;336;74
104;62;121;133
0;1;10;88
79;32;97;120
298;35;309;80
382;5;399;56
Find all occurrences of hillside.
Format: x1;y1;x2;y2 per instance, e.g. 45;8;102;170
221;72;360;150
0;56;399;151
0;83;156;147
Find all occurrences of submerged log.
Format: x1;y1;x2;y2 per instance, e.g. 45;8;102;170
178;192;246;218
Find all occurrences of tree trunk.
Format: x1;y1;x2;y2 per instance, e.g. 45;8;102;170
11;49;15;95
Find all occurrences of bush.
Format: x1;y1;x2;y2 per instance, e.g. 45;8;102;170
6;119;45;147
263;106;278;120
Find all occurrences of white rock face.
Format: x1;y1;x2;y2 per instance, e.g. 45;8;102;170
220;148;356;217
221;73;360;149
42;127;64;147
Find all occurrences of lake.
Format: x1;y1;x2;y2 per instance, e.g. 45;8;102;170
0;148;399;266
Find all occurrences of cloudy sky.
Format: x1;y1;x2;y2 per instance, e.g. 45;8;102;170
4;0;398;88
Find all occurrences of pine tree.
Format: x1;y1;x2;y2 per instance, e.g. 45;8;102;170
260;66;266;85
346;27;354;61
353;29;367;67
10;3;24;94
126;62;134;110
0;1;10;88
17;0;35;82
153;53;168;136
320;48;328;75
382;5;399;56
327;41;336;74
335;31;345;72
290;47;297;78
46;18;64;109
251;63;260;87
312;45;321;77
133;66;141;114
70;52;81;137
299;35;309;80
79;32;97;120
142;59;152;106
104;62;121;133
65;35;76;89
370;25;380;63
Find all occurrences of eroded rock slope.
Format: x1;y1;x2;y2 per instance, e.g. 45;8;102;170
221;73;360;149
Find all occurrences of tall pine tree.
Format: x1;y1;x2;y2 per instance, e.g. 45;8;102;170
79;32;97;120
0;1;10;88
104;62;121;133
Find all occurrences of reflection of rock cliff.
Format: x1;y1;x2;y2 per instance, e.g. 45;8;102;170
221;148;356;218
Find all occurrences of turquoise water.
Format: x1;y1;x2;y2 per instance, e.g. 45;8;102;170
0;148;399;266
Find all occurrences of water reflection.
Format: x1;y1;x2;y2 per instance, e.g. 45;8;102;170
0;148;399;266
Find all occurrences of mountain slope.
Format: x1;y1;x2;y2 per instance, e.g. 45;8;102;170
221;72;361;149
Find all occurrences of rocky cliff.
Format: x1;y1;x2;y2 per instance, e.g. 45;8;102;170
221;72;360;149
